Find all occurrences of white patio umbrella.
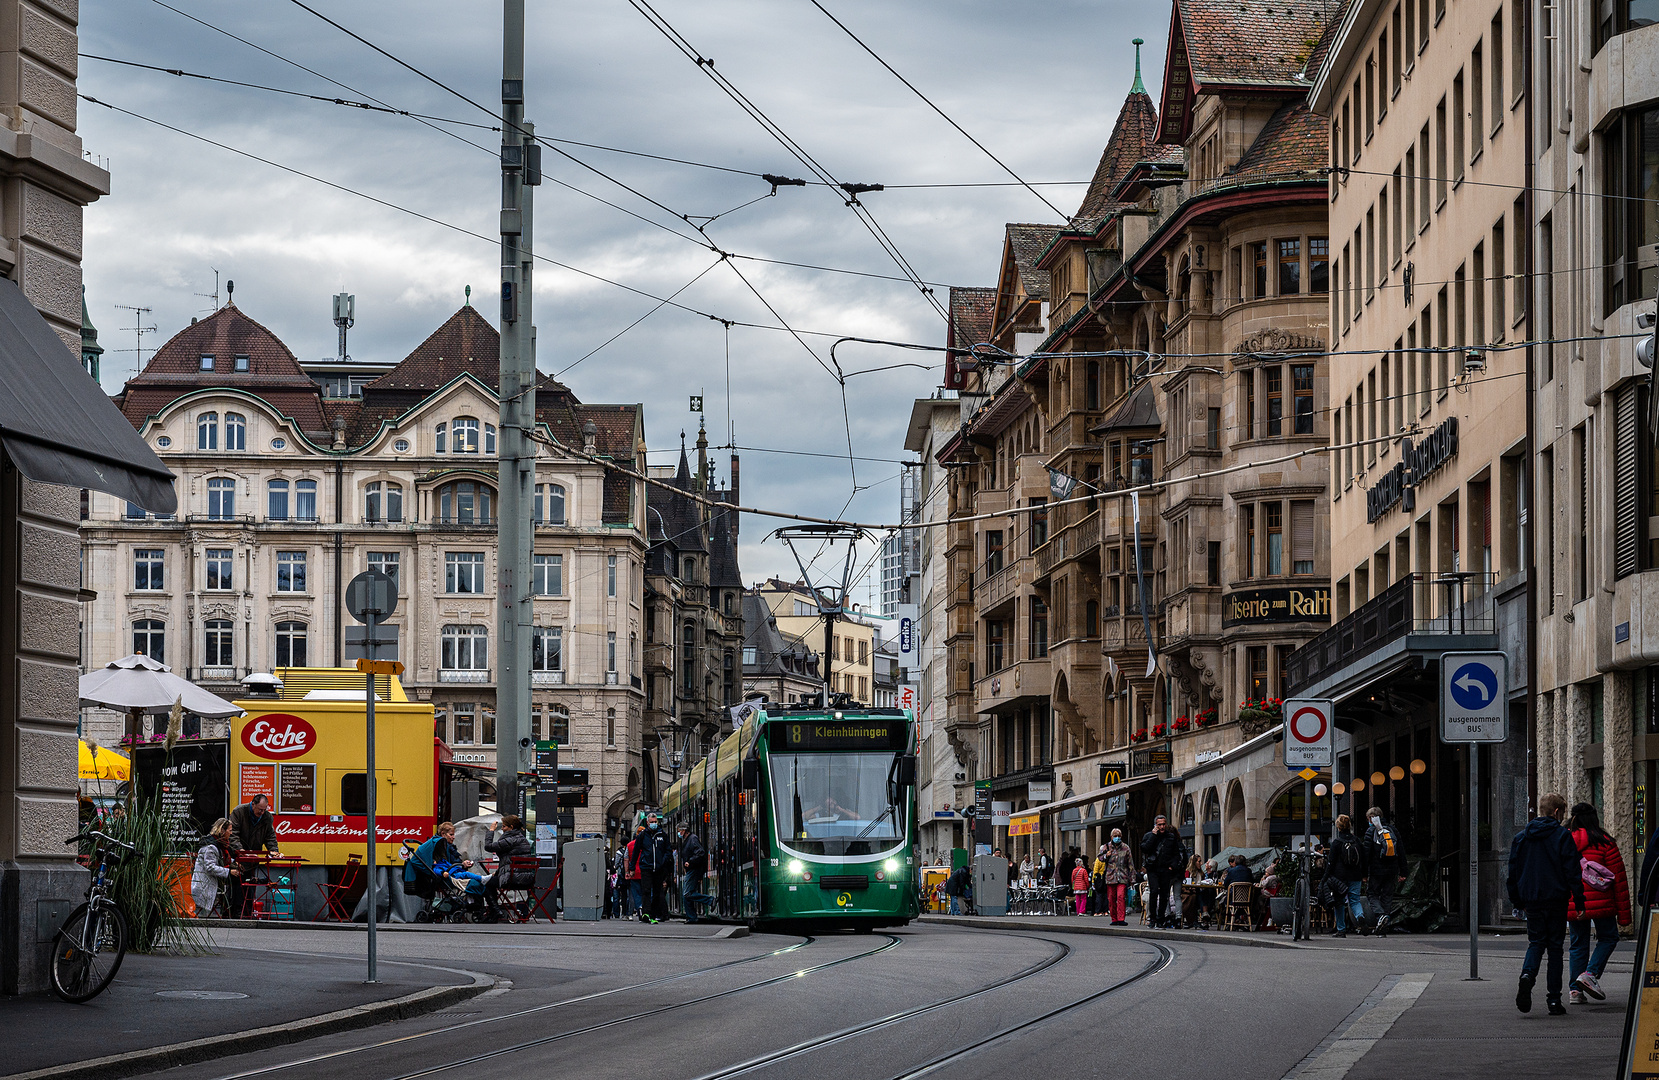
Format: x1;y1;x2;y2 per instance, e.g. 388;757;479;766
78;654;244;747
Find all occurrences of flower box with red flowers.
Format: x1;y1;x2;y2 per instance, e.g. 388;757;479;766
1194;707;1219;728
1172;716;1192;733
1130;729;1149;743
1151;722;1167;739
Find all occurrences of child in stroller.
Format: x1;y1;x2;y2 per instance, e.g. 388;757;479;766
404;822;490;923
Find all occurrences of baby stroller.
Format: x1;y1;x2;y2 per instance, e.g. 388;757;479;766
403;844;489;923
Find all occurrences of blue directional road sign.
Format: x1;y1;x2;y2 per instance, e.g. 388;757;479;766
1440;651;1507;743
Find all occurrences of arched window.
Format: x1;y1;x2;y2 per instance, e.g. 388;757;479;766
435;422;447;454
485;423;497;454
203;619;234;667
267;479;289;520
544;704;570;743
224;413;246;451
197;412;218;450
365;481;404;523
437;481;493;524
453;417;480;453
275;621;308;667
295;479;317;521
133;619;165;664
534;484;566;525
683;556;696;582
441;624;489;671
682;621;696;691
207;477;236;519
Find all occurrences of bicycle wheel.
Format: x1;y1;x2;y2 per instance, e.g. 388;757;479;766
51;901;128;1002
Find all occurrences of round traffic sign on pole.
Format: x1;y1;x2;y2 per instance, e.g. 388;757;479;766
1283;697;1334;769
346;570;398;623
1289;706;1328;745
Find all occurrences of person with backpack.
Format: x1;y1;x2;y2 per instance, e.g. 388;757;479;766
1363;805;1403;936
1507;792;1586;1015
1566;802;1631;1004
1327;814;1369;938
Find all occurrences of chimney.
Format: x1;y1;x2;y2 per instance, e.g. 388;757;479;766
332;416;347;451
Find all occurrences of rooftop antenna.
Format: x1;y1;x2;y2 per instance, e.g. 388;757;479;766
770;524;869;706
113;303;156;378
194;268;221;313
333;292;355;362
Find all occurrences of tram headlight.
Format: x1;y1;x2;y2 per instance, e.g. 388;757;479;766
788;859;804;877
884;859;900;874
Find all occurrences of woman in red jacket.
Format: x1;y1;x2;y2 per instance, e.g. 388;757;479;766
1567;802;1631;1004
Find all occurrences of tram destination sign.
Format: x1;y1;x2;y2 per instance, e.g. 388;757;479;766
773;720;907;751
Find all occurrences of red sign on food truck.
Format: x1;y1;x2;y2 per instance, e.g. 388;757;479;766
240;713;317;760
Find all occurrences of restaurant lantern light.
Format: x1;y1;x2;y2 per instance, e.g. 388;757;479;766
1389;765;1406;781
1370;771;1387;787
1350;778;1366;792
1314;783;1329;796
1332;782;1347;795
1409;758;1427;774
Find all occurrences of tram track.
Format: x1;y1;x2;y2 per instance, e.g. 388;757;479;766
207;934;820;1080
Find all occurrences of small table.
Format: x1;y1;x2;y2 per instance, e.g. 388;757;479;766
1181;882;1224;926
236;853;306;919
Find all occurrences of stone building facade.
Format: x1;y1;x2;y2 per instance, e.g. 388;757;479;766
80;301;654;839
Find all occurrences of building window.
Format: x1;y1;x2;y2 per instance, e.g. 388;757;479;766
986;619;1005;672
608;631;618;675
126;500;147;520
199;354;214;371
451;702;477;745
234;354;249;372
205;548;232;590
1597;0;1659;51
1130;440;1154;485
985;530;1004;575
1278;239;1301;295
1291;500;1316;574
453;417;480;454
535;484;566;525
607;554;618;597
1030;596;1048;658
276;551;307;592
1241;504;1256;578
1292;365;1315;435
133;548;164;591
1266;367;1284;437
1252;242;1268;297
1247;645;1269;699
485;424;497;454
367;551;400;591
1208;541;1222;585
683;556;696;582
1605;107;1659;313
203;619;234;667
1085;360;1101;410
224;413;246;451
446;551;486;593
275;621;308;667
437;481;493;524
1310;237;1329;293
207;477;235;519
1085;598;1100;636
441;625;488;671
547;705;571;744
532;626;563;672
682;621;696;691
133;619;165;664
295;479;317;521
268;479;289;521
197;413;218;450
743;646;758;666
1242;370;1255;440
533;553;563;596
435;422;446;454
1265;502;1285;575
606;708;617;746
365;481;403;523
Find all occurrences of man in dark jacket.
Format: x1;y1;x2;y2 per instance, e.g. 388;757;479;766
677;824;708;922
1327;814;1368;937
228;794;278;917
1507;793;1586;1015
483;815;535;921
1140;815;1187;928
1363;805;1403;936
631;812;673;923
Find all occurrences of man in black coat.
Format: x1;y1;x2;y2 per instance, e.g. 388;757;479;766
631;811;673;923
1507;793;1585;1014
677;824;708;922
1140;814;1187;928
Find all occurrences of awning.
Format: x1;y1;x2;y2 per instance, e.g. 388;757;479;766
0;279;175;513
1028;774;1164;817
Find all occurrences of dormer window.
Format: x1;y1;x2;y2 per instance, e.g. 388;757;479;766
200;354;214;371
234;355;250;372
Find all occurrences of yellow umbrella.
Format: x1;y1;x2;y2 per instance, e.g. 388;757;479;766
78;740;129;781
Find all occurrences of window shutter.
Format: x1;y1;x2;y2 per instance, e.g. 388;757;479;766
1291;500;1316;567
1616;385;1640;579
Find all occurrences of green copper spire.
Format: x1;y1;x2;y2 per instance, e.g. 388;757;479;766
1131;38;1146;94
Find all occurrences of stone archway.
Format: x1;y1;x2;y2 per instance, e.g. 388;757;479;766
1223;778;1247;848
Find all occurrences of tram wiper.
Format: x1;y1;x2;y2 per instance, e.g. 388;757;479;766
791;758;805;839
853;804;896;840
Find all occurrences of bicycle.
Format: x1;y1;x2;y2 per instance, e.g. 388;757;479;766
51;830;135;1002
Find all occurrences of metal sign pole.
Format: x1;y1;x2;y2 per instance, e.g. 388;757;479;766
1468;744;1480;980
1303;778;1312;938
365;609;377;985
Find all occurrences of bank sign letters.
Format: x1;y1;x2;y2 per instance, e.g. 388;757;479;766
1366;416;1458;524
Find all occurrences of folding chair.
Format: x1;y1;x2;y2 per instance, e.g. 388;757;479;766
528;865;562;923
316;855;362;922
499;856;539;923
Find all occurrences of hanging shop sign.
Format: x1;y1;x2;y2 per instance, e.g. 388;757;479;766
1222;586;1332;626
1366;416;1458;523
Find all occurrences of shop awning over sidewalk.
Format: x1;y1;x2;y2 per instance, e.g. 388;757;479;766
0;279;175;513
1011;774;1164;829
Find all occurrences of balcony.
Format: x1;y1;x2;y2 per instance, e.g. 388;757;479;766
440;668;491;683
975;553;1031;615
1287;572;1497;695
533;670;565;686
975;656;1051;713
1035;508;1101;578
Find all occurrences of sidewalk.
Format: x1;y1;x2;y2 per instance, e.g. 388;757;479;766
1;945;495;1080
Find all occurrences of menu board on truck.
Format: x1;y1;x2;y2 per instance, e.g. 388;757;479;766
240;762;275;804
133;742;229;853
278;763;315;814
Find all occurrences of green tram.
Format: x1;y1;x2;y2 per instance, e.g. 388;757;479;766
660;701;920;930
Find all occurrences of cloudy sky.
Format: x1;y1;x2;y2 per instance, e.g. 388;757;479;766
79;0;1167;599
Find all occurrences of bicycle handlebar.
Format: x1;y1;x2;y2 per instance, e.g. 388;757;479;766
66;830;136;852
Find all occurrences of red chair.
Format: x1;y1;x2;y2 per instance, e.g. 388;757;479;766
316;855;363;922
500;856;539;923
528;865;561;923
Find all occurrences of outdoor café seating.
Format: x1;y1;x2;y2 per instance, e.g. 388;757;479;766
1222;881;1255;931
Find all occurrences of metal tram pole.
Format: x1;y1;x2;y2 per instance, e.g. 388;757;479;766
365;610;378;984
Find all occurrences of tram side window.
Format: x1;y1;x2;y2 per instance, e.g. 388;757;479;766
340;773;368;816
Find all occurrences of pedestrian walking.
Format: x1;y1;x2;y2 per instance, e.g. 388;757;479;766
1102;829;1134;925
632;812;673;923
1566;802;1630;1004
625;824;645;918
677;824;708;923
1140;814;1186;929
1362;805;1403;935
612;843;631;918
1090;848;1108;915
190;817;239;918
1326;814;1368;938
1507;792;1586;1015
1071;856;1090;915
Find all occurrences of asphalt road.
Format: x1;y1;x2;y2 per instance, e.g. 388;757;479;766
117;923;1627;1080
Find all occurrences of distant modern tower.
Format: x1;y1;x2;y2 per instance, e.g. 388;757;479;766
880;465;922;616
80;285;102;382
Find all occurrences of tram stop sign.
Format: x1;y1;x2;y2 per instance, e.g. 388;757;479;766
1440;651;1507;743
1283;698;1334;769
346;570;398;623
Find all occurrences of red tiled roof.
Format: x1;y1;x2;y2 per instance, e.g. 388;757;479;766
948;286;996;348
1006;224;1057;302
370;305;504;393
1177;0;1335;88
1232;102;1329;179
1075;90;1162;224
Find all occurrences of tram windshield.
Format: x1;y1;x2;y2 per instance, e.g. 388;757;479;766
770;751;905;856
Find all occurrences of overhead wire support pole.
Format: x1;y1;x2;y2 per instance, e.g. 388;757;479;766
496;0;535;822
772;525;868;705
